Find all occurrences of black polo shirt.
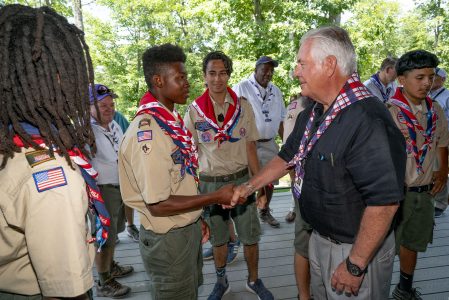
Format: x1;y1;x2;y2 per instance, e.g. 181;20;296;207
279;97;406;243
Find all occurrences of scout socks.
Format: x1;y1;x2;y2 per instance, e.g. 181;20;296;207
216;265;227;285
399;271;413;292
98;271;111;285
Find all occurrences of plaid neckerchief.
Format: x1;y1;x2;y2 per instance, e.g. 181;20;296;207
389;88;437;174
191;87;241;145
12;123;110;251
136;91;199;183
289;73;372;199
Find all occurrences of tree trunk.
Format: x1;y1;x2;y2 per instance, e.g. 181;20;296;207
253;0;263;25
72;0;84;31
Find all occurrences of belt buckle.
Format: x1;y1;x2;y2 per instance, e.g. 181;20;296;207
417;186;423;193
223;176;230;182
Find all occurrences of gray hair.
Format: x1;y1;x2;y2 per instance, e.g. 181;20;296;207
300;26;357;76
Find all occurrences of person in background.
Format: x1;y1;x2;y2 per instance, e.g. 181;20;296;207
364;57;398;103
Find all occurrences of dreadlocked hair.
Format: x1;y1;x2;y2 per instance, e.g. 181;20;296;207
0;4;96;169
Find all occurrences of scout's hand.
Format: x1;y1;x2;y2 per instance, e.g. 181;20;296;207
216;184;236;208
256;188;267;209
201;218;210;244
331;260;364;297
231;182;255;206
431;170;448;195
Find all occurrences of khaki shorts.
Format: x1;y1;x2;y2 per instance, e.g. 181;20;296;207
139;221;203;300
395;191;435;253
294;199;312;258
90;184;125;248
200;174;261;246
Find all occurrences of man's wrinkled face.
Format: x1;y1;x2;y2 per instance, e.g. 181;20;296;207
91;95;115;125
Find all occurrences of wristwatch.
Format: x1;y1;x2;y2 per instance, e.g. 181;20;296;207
345;257;367;277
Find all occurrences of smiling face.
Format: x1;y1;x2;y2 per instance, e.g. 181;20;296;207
90;95;115;127
398;68;435;104
293;39;327;102
254;63;274;88
204;59;229;95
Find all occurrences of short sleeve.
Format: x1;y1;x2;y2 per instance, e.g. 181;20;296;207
183;106;199;145
434;102;449;147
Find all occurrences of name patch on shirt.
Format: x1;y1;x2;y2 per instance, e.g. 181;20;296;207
32;167;67;193
25;149;55;168
137;130;153;142
195;121;213;132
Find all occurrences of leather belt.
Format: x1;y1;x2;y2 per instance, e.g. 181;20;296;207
315;231;342;245
199;168;248;183
408;184;433;193
98;184;120;189
257;138;273;143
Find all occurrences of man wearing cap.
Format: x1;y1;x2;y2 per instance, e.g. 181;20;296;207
233;56;286;228
89;84;133;298
363;57;398;104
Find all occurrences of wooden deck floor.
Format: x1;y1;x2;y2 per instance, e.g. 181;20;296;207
96;192;449;300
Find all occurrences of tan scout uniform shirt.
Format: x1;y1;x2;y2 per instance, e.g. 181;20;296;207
118;113;201;233
389;100;449;186
283;96;309;144
0;150;94;297
184;93;259;176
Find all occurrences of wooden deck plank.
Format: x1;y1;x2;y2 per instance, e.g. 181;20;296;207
95;192;449;299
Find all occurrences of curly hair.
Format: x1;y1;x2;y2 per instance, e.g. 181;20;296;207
142;43;186;90
0;4;96;169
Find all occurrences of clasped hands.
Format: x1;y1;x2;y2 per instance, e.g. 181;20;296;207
218;181;266;209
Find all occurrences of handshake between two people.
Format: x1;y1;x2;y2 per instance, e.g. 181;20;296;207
214;182;267;209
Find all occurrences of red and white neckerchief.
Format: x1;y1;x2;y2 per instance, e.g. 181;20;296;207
191;87;241;145
288;73;372;199
136;92;199;182
389;87;437;174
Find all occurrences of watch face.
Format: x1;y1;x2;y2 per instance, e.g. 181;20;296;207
346;258;363;276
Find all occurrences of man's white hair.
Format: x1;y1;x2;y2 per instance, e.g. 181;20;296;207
300;26;357;76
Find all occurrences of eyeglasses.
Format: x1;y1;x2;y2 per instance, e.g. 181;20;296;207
96;85;113;96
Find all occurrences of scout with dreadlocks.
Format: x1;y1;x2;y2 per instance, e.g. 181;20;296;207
0;4;107;299
118;44;239;299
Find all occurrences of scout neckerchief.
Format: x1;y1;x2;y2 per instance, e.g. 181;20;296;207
370;72;391;103
12;122;110;251
288;73;372;199
91;119;121;154
136;91;199;182
191;87;241;144
249;73;275;122
389;87;437;174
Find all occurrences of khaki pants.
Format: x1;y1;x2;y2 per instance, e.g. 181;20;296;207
139;221;203;300
309;231;395;300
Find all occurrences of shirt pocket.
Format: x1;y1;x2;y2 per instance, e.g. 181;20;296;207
170;164;185;184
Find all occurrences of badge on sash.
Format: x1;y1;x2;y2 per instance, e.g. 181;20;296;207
32;167;67;192
25;149;55;168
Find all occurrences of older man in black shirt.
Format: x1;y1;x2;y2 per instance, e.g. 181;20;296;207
232;26;406;299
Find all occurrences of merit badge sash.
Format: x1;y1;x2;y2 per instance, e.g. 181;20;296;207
192;87;241;145
136;92;199;182
13;122;111;251
390;88;437;174
288;73;372;199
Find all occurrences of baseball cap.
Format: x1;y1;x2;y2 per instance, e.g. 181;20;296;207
89;84;118;104
436;67;447;79
255;56;279;68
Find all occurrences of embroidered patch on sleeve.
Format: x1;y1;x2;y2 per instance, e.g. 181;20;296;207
137;130;153;142
25;149;55;168
32;167;67;192
138;118;152;128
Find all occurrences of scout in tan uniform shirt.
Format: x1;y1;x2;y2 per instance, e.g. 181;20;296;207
0;5;96;299
184;51;274;300
118;44;237;300
389;50;449;300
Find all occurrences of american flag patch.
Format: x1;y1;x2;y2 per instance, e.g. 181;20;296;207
137;130;152;142
32;167;67;192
